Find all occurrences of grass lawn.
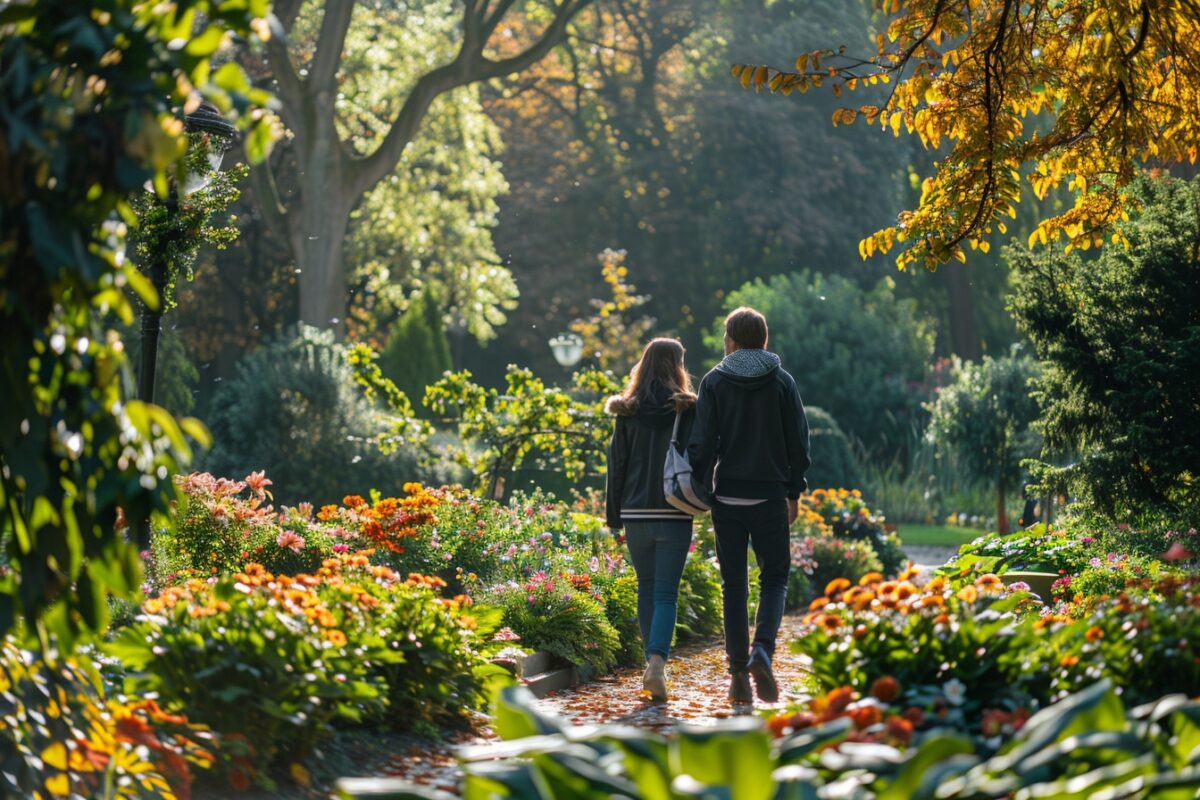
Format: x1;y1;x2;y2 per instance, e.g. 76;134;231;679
895;524;983;548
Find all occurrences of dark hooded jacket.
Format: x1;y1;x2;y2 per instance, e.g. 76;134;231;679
686;348;810;501
604;385;697;530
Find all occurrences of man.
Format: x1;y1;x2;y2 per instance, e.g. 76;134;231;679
687;306;810;705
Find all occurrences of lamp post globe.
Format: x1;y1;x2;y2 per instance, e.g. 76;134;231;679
548;333;584;368
182;99;238;194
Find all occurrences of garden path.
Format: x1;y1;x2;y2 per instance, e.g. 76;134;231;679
368;614;816;795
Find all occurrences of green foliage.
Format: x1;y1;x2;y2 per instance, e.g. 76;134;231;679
0;0;273;645
945;523;1094;576
378;290;453;414
490;574;621;674
422;366;621;499
804;407;865;491
601;574;642;666
674;557;724;641
128;133;249;311
718;270;936;456
927;351;1041;534
344;681;1200;800
1008;176;1200;523
118;322;200;415
203;326;451;507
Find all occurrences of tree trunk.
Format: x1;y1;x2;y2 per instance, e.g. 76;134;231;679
942;264;980;360
293;194;354;329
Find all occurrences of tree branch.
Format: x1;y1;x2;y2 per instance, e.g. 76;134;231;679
265;14;305;113
310;0;357;92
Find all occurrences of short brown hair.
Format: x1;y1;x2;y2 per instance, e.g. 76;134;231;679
724;306;768;349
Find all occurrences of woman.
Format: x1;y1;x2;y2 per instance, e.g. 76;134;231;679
605;338;696;702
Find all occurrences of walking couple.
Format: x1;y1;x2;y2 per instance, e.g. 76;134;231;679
605;306;811;706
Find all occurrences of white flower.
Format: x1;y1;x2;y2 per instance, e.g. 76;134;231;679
943;678;967;706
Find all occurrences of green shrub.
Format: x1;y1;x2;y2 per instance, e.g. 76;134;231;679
675;557;724;641
717;270;936;457
601;575;642;665
490;573;620;673
804;406;864;490
378;289;452;416
203;326;456;507
1009;175;1200;523
152;471;335;584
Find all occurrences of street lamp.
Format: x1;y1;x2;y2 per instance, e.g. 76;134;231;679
138;99;237;405
548;333;583;369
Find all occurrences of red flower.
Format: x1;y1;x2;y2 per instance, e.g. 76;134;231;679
869;676;901;703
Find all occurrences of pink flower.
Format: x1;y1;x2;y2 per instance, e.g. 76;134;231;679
493;627;522;642
332;543;349;554
244;470;273;498
1163;542;1194;562
276;530;306;553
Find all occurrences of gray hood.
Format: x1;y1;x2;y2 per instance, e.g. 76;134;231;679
713;349;782;390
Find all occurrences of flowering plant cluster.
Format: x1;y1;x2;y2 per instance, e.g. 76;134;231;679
1;639;215;799
794;567;1043;736
107;552;494;790
794;488;907;577
489;572;621;672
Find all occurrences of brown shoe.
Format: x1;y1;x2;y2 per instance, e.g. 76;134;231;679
729;670;753;705
643;654;668;702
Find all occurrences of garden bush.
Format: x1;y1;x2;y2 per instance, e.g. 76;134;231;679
203;326;456;507
795;488;905;578
803;407;864;490
803;537;883;597
718;270;936;457
1009;175;1200;523
674;556;724;641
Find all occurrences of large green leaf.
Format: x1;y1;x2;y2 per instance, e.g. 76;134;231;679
775;717;854;764
877;734;976;800
492;685;564;740
462;761;549;800
672;718;773;800
991;680;1126;772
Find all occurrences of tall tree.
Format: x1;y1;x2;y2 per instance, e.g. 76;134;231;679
252;0;592;330
735;0;1200;270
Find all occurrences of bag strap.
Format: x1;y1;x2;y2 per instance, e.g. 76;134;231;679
670;410;683;447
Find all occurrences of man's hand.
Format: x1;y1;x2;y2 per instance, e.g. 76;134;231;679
786;498;799;526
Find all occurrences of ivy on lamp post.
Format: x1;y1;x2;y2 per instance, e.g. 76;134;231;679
133;100;244;405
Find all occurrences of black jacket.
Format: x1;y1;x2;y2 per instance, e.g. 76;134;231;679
605;387;696;530
687;348;810;501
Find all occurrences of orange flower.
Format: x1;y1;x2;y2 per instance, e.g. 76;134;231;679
925;576;946;594
885;715;913;745
326;629;348;647
1085;626;1104;642
825;687;855;714
766;715;792;736
919;594;946;609
895;582;917;600
1060;654;1080;667
869;676;901;703
956;586;978;603
850;704;884;729
343;495;366;508
825;577;851;597
975;574;1004;592
819;613;844;632
317;504;339;521
858;572;884;586
808;596;831;611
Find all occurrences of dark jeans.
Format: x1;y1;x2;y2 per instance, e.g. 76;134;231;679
624;520;693;661
712;499;791;672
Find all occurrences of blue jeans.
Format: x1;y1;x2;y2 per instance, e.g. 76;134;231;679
712;499;790;672
624;520;693;661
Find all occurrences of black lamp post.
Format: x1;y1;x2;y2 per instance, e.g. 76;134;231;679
137;99;236;405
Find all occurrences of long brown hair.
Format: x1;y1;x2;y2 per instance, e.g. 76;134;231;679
618;338;693;410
